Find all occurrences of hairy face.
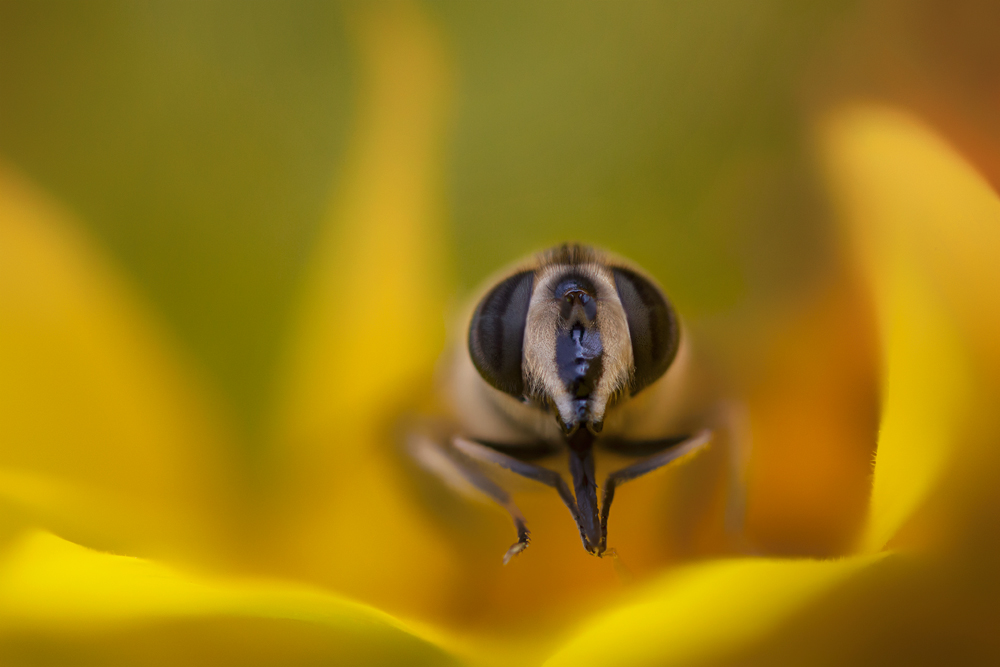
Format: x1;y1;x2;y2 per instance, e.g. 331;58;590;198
521;263;632;434
468;244;680;438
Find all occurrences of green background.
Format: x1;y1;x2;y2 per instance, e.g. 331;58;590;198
0;0;854;441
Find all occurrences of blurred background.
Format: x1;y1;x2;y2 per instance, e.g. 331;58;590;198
2;0;999;636
0;0;853;428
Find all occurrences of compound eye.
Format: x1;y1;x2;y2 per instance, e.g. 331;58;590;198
612;267;680;395
468;270;535;397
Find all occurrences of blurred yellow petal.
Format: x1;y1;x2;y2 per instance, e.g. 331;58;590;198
824;106;1000;374
545;554;882;667
0;163;237;562
862;261;968;552
265;0;456;616
275;0;450;435
0;529;458;666
820;106;994;551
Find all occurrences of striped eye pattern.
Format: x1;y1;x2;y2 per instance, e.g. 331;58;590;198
468;264;679;400
468;270;535;397
612;266;679;395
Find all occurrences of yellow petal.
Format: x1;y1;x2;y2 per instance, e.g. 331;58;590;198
0;529;458;666
544;554;882;667
821;107;1000;372
264;0;457;616
0;163;237;562
274;0;451;437
820;106;990;551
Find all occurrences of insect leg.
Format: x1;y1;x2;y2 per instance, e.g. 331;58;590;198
452;436;589;551
407;432;530;564
599;429;713;553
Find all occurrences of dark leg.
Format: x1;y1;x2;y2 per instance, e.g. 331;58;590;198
452;436;591;552
599;429;713;553
407;432;530;564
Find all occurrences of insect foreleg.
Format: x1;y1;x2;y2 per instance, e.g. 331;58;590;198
598;429;713;553
452;436;589;552
407;432;530;564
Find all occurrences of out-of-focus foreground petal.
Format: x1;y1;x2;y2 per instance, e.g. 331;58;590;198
265;0;457;617
0;163;237;563
544;555;883;667
0;529;457;666
545;106;1000;666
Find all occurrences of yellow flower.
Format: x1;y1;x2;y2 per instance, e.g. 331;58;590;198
3;2;1000;665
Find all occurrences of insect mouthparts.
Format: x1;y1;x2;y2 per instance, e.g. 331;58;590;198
556;321;603;427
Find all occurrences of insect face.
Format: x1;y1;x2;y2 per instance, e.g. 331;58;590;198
412;244;712;563
468;245;680;438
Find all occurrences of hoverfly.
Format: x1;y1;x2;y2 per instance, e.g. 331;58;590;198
409;244;737;563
